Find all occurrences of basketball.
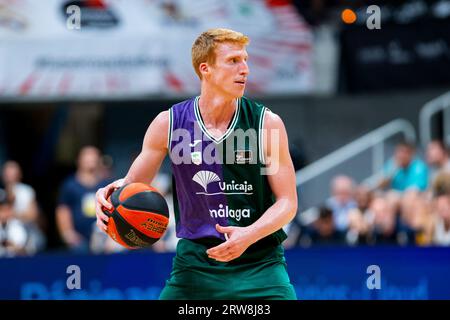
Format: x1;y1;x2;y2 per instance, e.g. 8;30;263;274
103;182;170;249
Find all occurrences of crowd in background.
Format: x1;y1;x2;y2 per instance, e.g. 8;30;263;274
0;161;45;257
286;140;450;248
2;139;450;258
0;146;178;258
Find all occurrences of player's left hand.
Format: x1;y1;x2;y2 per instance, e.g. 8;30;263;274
206;224;255;262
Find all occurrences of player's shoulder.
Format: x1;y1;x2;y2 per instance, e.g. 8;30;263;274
240;95;266;111
167;97;197;123
170;96;196;112
264;112;285;133
147;111;169;136
240;96;283;129
241;96;277;117
240;96;271;126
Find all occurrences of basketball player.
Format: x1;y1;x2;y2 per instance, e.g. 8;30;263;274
95;28;298;299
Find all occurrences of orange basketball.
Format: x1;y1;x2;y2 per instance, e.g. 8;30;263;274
103;183;170;249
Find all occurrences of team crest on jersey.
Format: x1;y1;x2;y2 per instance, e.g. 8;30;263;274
191;151;202;165
235;150;253;164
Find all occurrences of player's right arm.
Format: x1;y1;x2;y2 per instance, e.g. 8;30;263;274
95;111;169;232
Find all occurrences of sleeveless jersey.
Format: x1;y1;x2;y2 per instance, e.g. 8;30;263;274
168;96;287;246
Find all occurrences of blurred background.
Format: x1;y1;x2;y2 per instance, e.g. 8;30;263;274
1;0;450;299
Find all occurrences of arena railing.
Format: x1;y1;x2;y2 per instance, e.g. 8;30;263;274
294;119;416;226
419;91;450;148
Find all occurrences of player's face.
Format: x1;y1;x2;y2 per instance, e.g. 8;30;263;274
206;42;249;98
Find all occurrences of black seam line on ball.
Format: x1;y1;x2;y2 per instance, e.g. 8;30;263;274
111;186;123;208
121;203;169;217
121;192;169;217
109;208;137;248
113;206;160;245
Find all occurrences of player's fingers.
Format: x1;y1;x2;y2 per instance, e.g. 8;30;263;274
97;220;106;232
207;250;226;259
210;252;234;262
96;218;108;232
206;242;231;255
97;188;113;210
113;180;123;189
105;183;117;199
98;209;110;223
207;245;237;260
222;254;237;262
215;224;234;234
95;197;110;222
109;179;124;194
95;201;109;222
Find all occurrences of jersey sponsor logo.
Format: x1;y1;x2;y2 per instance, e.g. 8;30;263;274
209;204;250;221
235;150;253;164
192;170;253;195
191;151;202;165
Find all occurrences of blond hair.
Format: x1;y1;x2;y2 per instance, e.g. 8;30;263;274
191;28;249;79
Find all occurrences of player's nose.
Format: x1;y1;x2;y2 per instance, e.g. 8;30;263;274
239;61;249;76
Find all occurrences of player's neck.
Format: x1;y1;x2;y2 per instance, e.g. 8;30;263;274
198;91;237;126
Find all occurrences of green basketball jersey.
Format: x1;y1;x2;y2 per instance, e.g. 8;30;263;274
168;96;287;255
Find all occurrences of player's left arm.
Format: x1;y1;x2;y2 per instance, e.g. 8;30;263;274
207;110;298;262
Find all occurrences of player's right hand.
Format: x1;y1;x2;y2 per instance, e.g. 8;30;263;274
95;178;125;233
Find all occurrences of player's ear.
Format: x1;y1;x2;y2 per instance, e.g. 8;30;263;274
199;62;209;77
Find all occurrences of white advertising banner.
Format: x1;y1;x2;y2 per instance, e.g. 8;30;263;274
0;0;313;99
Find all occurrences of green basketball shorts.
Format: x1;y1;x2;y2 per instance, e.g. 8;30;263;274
159;238;297;300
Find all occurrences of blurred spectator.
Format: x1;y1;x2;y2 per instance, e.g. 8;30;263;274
1;161;46;254
302;206;346;246
90;222;126;254
343;184;373;245
354;184;373;213
367;195;398;245
325;175;357;232
432;195;450;246
90;154;133;255
99;154;114;181
397;190;430;245
56;146;108;254
379;141;429;192
426;140;450;185
0;188;27;257
346;208;371;246
429;172;450;246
